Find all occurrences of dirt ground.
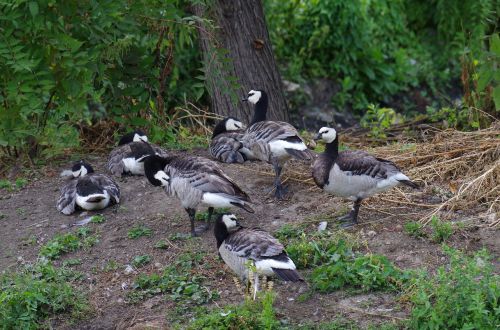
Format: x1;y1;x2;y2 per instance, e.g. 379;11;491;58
0;148;498;329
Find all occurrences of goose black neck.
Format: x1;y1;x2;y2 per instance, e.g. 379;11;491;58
212;120;227;138
324;137;339;160
250;95;268;125
214;222;229;249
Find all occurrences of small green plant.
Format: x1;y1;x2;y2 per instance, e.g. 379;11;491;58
62;258;82;267
131;255;151;268
15;178;28;189
127;251;216;307
0;180;11;190
188;292;279;330
154;240;169;249
127;224;153;239
0;261;87;329
90;214;106;224
103;260;120;272
274;223;305;241
404;221;426;238
406;247;499;329
361;104;404;138
39;233;81;260
311;253;410;293
430;216;454;243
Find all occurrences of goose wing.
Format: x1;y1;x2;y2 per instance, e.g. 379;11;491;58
56;179;78;215
209;132;245;163
107;142;155;176
224;228;284;260
88;174;120;203
336;151;401;179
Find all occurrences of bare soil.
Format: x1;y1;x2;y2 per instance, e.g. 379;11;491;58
0;148;498;329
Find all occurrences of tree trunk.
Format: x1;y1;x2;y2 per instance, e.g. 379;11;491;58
193;0;289;123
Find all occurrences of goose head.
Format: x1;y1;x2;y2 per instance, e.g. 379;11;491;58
144;155;170;187
314;127;337;144
242;89;266;105
71;160;94;178
118;130;148;146
214;213;241;247
225;117;245;131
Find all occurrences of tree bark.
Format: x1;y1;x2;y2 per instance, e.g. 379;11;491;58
193;0;288;123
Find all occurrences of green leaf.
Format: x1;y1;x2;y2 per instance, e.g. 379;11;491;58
490;34;500;56
28;2;39;17
493;86;500;111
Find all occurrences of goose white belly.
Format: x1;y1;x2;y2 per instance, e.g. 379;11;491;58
254;258;296;276
324;164;405;199
76;191;110;211
122;157;145;175
268;140;307;159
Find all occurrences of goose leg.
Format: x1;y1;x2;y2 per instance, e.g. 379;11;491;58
253;272;259;300
272;162;288;199
194;206;213;235
186;208;197;237
338;199;362;227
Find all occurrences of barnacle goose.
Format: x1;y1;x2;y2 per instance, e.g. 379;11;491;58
57;160;120;215
312;127;418;226
209;117;247;164
144;155;254;237
215;213;302;298
241;89;312;199
107;130;168;176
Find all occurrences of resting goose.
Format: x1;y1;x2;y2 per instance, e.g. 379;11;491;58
209;117;247;164
57;160;120;215
312;127;418;226
107;130;168;176
215;213;302;298
144;155;254;236
241;89;312;199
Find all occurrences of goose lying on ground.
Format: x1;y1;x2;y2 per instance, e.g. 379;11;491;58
57;160;120;215
241;89;312;199
144;155;254;236
312;127;418;226
209;117;247;163
107;130;168;176
214;213;303;299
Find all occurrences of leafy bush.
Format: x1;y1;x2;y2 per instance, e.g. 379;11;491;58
188;292;279;330
406;247;500;329
0;261;86;329
0;0;205;158
404;221;426;238
430;216;454;243
131;255;152;268
39;228;99;259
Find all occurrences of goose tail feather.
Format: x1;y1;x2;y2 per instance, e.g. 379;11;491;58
285;148;313;161
230;201;255;213
272;268;303;282
398;179;419;189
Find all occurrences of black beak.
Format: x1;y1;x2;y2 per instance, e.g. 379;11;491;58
313;133;322;141
241;98;248;102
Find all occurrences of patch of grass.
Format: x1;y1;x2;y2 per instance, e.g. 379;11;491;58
194;207;231;221
430;216;454;243
169;232;190;241
90;214;106;224
21;235;37;246
127;224;153;239
15;178;28;189
62;258;82;267
405;247;500;329
0;178;28;191
39;228;99;260
0;261;87;329
274;223;306;241
0;179;11;190
404;221;426;238
127;251;217;307
131;255;151;268
311;253;410;293
188;292;279;330
103;260;120;272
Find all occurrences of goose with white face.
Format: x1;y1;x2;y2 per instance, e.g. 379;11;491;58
246;90;262;104
225;118;244;131
133;133;148;143
153;170;170;186
314;127;337;143
221;214;239;229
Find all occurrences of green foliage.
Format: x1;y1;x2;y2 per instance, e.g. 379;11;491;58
311;253;410;293
0;0;206;158
0;178;28;191
15;178;28;189
361;104;404;138
188;292;279;330
404;221;426;238
127;224;153;239
39;227;98;259
90;214;106;224
131;255;152;268
430;216;454;243
0;261;86;329
0;180;12;190
406;247;500;329
154;240;169;249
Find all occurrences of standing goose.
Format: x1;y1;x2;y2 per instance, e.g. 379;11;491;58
144;155;254;236
209;117;247;164
107;130;168;176
241;89;312;199
57;160;120;215
312;127;418;226
214;213;302;298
